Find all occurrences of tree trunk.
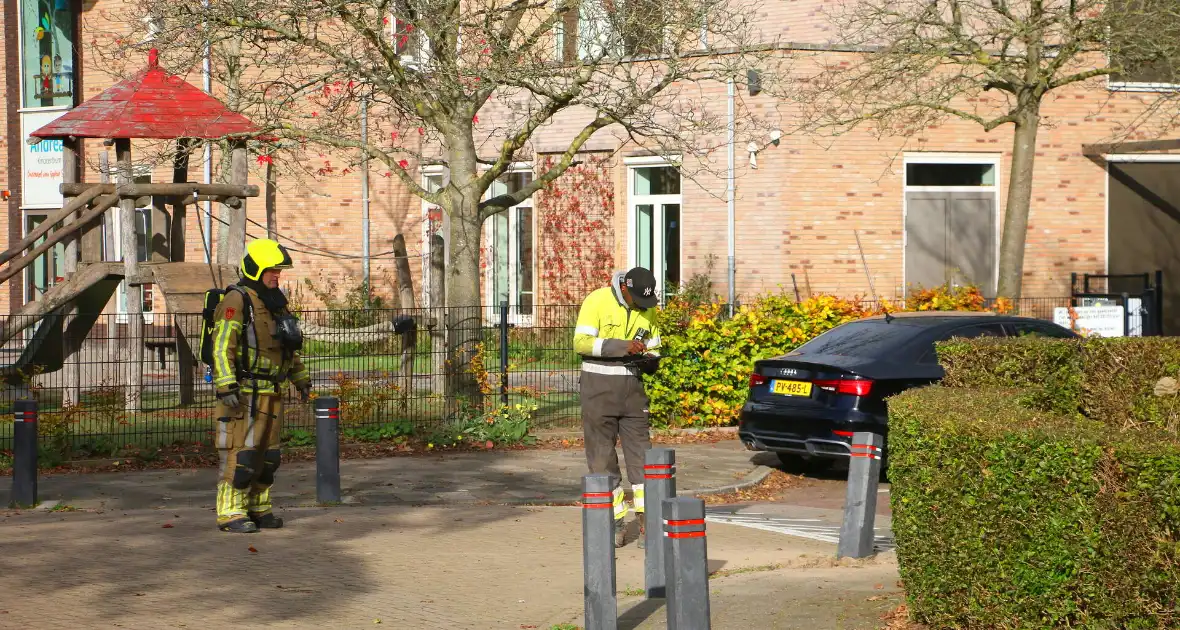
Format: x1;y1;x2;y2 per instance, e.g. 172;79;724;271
444;196;485;413
997;105;1042;299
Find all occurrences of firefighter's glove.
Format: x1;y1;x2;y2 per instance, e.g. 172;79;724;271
219;392;241;409
297;382;312;403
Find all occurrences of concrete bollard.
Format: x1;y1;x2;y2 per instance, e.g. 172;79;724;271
315;396;342;504
10;399;38;509
663;497;711;630
644;447;676;599
582;474;618;630
837;431;884;559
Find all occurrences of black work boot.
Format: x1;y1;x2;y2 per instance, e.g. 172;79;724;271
249;512;284;529
219;517;259;533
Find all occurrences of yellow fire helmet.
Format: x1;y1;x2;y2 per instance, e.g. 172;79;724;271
240;238;294;281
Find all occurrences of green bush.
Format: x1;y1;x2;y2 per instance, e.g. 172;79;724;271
937;336;1180;431
889;386;1180;629
937;336;1084;416
644;294;873;427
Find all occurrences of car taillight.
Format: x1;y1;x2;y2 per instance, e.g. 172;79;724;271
813;378;874;396
749;373;768;388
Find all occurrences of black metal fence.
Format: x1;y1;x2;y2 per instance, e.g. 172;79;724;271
0;296;1078;454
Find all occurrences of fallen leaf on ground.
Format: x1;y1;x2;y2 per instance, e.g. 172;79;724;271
161;523;174;529
334;518;343;523
868;595;889;601
702;469;809;504
248;546;258;553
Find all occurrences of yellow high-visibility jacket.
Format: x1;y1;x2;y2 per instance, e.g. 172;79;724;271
573;273;662;376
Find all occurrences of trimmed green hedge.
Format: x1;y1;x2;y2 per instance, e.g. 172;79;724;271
889;386;1180;628
937;336;1180;431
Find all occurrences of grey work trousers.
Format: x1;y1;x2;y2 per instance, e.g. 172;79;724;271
580;367;652;488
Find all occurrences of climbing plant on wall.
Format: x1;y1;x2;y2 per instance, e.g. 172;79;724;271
535;153;616;307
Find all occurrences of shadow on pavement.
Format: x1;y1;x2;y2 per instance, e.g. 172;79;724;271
0;502;561;627
618;598;665;629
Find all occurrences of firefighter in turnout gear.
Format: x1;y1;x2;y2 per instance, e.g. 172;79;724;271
211;239;311;533
574;267;663;548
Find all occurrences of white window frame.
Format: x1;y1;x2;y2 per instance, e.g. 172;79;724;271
20;210;67;307
421;166;450;309
625;155;683;302
482;163;537;326
390;10;431;69
900;152;1002;296
114;167;155;324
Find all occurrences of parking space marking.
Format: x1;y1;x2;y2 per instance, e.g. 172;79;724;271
706;509;895;550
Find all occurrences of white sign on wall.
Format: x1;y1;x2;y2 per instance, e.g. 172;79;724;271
21;110;67;208
1053;306;1126;338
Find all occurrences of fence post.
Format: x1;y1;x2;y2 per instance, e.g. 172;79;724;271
499;299;509;407
10;399;38;509
583;474;618;630
315;396;342;504
837;431;884;559
663;497;710;630
644;448;676;599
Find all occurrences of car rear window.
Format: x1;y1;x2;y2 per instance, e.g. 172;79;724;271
790;320;925;358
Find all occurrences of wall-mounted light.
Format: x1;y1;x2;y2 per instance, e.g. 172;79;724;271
747;141;760;169
770;129;782;146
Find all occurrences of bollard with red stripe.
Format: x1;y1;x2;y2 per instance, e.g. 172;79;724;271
663;497;711;629
582;474;618;630
10;399;38;509
837;431;884;559
643;448;676;598
315;396;342;504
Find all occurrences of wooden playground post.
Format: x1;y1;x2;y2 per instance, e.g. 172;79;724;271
116;138;144;412
61;138;82;408
224;141;249;265
173;140;196;405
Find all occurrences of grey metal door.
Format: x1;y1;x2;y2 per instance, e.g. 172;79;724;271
947;192;995;293
905;193;948;291
905;191;996;295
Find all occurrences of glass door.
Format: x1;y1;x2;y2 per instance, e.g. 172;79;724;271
629;164;682;302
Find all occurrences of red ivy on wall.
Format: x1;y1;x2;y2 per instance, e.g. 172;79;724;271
536;154;617;306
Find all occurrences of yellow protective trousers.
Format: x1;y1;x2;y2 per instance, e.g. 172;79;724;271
214;392;283;524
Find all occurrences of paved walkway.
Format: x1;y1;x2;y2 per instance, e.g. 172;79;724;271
0;441;766;512
0;503;901;629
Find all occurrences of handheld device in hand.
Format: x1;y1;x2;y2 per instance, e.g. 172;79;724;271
633;328;649;342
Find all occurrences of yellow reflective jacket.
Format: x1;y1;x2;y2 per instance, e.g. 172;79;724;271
573;272;662;371
211;286;310;395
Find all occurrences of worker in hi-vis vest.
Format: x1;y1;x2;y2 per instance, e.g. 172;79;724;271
210;239;311;533
573;267;663;547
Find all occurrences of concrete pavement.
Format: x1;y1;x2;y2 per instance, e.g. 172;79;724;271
0;503;901;629
0;441;767;512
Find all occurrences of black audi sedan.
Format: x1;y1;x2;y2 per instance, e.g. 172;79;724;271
737;311;1078;472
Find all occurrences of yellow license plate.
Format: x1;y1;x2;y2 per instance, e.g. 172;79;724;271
771;380;812;396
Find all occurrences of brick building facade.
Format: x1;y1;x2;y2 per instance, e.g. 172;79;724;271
5;0;1180;328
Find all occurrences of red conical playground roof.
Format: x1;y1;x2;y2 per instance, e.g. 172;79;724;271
31;49;260;141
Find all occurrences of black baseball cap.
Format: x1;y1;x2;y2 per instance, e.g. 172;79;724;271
624;267;659;309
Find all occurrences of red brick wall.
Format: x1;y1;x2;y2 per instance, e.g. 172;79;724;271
9;1;1180;319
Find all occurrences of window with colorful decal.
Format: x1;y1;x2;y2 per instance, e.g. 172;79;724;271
21;0;75;108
